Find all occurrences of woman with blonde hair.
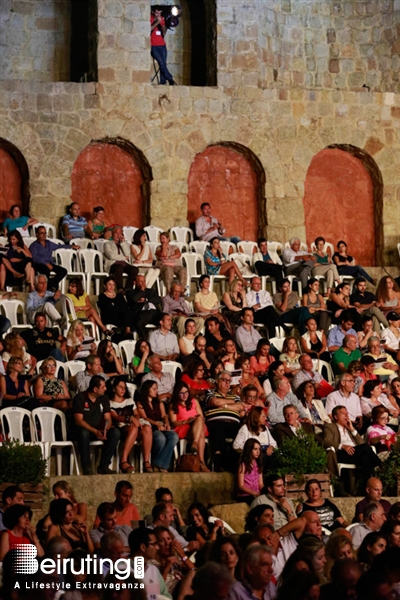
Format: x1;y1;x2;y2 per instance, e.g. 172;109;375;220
66;278;110;336
279;336;301;377
155;231;187;292
33;357;71;411
66;319;97;361
324;534;355;581
222;279;247;328
1;331;36;375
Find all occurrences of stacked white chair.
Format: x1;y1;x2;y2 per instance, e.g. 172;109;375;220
32;407;80;476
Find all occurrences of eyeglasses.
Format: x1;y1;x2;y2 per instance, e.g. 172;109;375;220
220;378;231;383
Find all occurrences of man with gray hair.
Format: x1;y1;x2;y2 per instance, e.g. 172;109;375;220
99;531;125;578
282;237;316;291
26;274;65;327
267;376;309;425
350;501;387;549
142;354;175;402
228;544;276;600
104;226;139;291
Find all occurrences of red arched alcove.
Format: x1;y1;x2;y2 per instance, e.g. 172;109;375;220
71;142;145;226
187;145;260;241
303;148;376;265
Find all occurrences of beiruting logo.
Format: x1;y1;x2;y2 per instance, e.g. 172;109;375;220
13;544;144;580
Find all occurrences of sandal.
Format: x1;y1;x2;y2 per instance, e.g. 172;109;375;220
200;462;210;472
120;461;135;474
144;461;153;473
190;442;198;455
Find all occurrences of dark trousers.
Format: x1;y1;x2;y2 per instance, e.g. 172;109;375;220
255;262;284;286
151;45;173;84
253;306;287;338
207;421;240;470
33;262;67;290
131;309;163;339
281;306;312;335
338;265;374;284
336;444;381;488
76;426;121;471
110;263;139;290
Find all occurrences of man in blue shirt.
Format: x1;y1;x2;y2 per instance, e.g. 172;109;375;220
327;310;358;352
61;202;87;242
30;226;78;290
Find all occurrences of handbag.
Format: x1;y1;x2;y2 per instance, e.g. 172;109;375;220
175;454;202;472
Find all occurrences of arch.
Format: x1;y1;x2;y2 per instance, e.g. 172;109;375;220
303;145;383;266
187;142;266;241
70;137;152;227
0;138;30;223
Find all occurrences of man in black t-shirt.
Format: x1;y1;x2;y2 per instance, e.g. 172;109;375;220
73;375;121;475
350;277;388;332
22;312;66;362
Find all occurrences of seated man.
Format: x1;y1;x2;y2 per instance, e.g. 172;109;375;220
381;311;400;363
195;201;240;244
331;334;362;375
251;474;296;528
354;477;392;522
30;226;77;290
246;276;286;338
73;375;120;475
282;237;316;291
125;273;162;339
235;307;262;356
327;310;358;352
326;373;363;428
291;354;333;397
90;502;132;550
365;335;399;378
273;404;316;446
204;316;230;357
26;274;65;327
76;354;109;392
148;313;179;361
267;376;309;425
22;311;66;363
228;545;275;600
142;354;175;402
273;279;312;335
253;238;284;286
61;202;87;243
148;501;196;551
145;487;187;533
103;226;139;291
350;501;387;549
350;277;388;332
322;406;381;492
128;528;172;600
162;282;203;337
183;334;213;370
94;480;140;528
0;485;24;532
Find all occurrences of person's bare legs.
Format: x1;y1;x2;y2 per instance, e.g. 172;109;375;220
120;425;139;466
190;416;206;463
86;307;107;333
141;424;153;466
219;261;247;286
25;262;34;291
0;263;6;290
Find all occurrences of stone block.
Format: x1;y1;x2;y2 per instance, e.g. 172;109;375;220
329;58;340;73
209;504;249;534
64;128;91;152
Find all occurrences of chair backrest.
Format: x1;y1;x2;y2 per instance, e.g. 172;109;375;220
266;241;283;265
36;359;66;380
24;236;39;248
118;340;137;369
162;360;182;379
78;249;105;273
181;253;206;276
189;241;209;254
238;241;258;255
31;222;56;238
0;300;27;325
219;241;236;256
144;226;164;242
312;359;334;384
146;241;159;256
0;407;34;441
64;360;86;377
59;294;77;323
310;241;334;255
32;407;67;442
0;236;8;246
170;226;194;244
284;241;308;252
126;382;138;399
70;238;95;249
228;252;252;265
94;239;107;253
269;337;285;352
208;515;235;534
123;226;138;243
54;249;79;271
172;241;188;254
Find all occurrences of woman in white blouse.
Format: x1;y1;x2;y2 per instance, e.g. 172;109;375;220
233;405;277;471
131;228;159;289
361;379;399;422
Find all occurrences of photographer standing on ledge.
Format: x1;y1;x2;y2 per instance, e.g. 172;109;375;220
150;6;176;85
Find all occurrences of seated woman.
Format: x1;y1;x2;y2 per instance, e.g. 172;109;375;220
37;480;88;543
137;380;179;473
97;339;123;377
131;339;152;384
181;359;211;399
233;405;277;471
357;314;380;352
66;319;97;361
204;237;247;285
2;331;36;375
332;240;375;284
237;438;264;505
97;277;130;335
155;231;187;293
33;357;71;411
390;377;400;407
357;532;387;571
152;525;195;596
233;355;265;400
300;317;331;363
131;228;159;290
279;337;301;377
324;535;355;580
85;206;112;240
376;276;400;316
327;282;359;325
301;278;331;336
0;356;37;410
186;502;225;549
222;279;247;329
295;381;330;427
366;406;398;453
296;478;348;531
219;337;239;372
209;535;241;582
263;360;285;396
46;498;94;552
365;336;399;380
0;504;43;561
312;237;340;297
178;318;196;358
250;338;275;382
194;274;231;331
108;376;153;474
360;380;399;421
0;230;34;292
66;278;110;336
357;354;379;396
381;311;400;363
169;380;209;471
347;360;363;395
2;204;38;237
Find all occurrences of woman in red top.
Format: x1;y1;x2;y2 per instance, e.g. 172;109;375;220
0;504;44;561
181;360;211;399
250;338;275;380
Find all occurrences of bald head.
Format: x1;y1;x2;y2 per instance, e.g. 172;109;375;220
365;478;383;502
302;510;322;538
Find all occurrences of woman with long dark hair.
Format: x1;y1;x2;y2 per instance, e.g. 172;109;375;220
46;498;94;552
0;229;34;291
131;228;159;289
236;438;263;504
97;339;124;377
186;502;224;548
85;205;112;240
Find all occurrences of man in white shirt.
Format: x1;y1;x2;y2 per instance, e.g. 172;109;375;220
350;501;387;549
129;527;172;600
325;373;363;429
195;202;240;244
235;307;262;356
142;355;175;402
246;276;287;338
148;313;179;361
282;237;316;290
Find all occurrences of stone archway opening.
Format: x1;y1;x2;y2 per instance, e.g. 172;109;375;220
303;145;383;266
70;137;152;227
187;142;266;241
0;139;30;224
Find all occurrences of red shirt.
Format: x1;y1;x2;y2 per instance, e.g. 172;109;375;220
93;503;140;528
150;15;166;47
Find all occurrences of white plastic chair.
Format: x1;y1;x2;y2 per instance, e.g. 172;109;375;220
170;226;194;244
123;226;138;243
0;407;36;442
286;275;303;298
36;359;67;381
144;226;164;242
23;236;39;248
94;239;107;253
189;241;209;254
181;252;206;289
266;241;283;265
0;236;8;245
32;407;80;476
312;359;334;384
162;360;182;379
126;382;138;399
146;241;160;256
208;515;236;534
0;299;28;332
171;241;188;254
31;222;56;238
118;340;137;373
53;249;85;294
70;238;95;249
219;241;236;256
227;253;254;283
58;295;98;340
78;249;109;295
238;241;258;256
64;360;86;378
269;337;285;353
